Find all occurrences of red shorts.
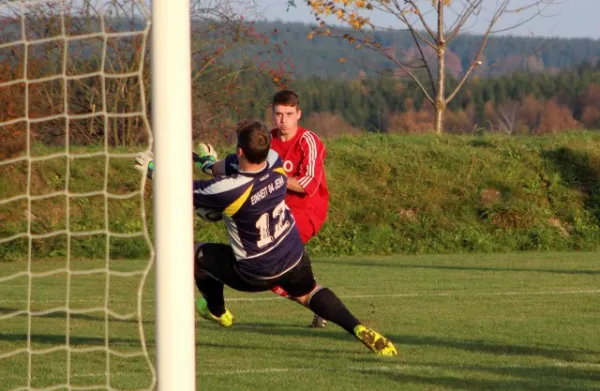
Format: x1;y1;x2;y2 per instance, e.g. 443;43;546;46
292;210;316;245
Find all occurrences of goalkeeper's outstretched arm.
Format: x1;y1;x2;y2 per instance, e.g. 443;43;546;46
134;143;222;180
193;142;230;176
193;143;222;176
192;151;228;176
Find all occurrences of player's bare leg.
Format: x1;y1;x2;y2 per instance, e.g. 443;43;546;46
291;285;398;356
271;286;328;328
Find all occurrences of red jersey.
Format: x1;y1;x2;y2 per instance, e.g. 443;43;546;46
270;127;329;239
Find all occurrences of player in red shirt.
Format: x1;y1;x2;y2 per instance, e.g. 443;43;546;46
268;90;330;328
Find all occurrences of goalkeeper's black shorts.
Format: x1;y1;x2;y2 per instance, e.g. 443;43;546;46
194;243;317;297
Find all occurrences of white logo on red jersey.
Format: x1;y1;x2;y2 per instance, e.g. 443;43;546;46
283;160;294;173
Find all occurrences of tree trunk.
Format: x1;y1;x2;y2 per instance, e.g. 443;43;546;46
435;0;445;134
434;48;446;133
434;99;444;134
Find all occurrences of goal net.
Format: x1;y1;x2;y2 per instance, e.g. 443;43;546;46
0;0;195;389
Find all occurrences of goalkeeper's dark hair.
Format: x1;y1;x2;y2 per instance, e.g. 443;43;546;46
272;89;300;109
236;120;271;164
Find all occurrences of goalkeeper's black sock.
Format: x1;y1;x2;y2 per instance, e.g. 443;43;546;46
308;288;361;335
195;276;225;317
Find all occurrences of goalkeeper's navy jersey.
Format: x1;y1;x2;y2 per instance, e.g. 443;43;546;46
192;150;303;279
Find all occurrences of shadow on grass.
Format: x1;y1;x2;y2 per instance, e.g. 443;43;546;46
0;333;141;346
203;322;600;390
360;369;598;391
389;334;599;362
349;356;600;390
315;260;600;275
230;321;348;339
222;323;598;363
196;340;348;355
543;147;600;225
0;307;151;324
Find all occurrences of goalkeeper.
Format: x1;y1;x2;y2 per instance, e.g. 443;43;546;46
134;120;397;356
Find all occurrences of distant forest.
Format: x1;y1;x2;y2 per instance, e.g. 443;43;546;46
231;61;600;136
243;21;600;79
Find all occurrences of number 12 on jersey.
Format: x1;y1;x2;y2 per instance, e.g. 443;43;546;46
256;200;291;248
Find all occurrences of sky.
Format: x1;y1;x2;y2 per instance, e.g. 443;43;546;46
255;0;600;40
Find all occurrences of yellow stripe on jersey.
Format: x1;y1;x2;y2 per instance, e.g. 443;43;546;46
273;167;287;176
223;184;254;217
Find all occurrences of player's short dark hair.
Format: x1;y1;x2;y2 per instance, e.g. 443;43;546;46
236;120;271;164
272;90;300;109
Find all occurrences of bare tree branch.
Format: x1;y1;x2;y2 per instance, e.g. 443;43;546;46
403;0;438;43
302;0;559;132
446;0;482;42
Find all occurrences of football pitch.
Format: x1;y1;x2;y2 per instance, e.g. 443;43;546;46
1;252;599;391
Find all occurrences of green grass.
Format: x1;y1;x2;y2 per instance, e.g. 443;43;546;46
3;132;600;261
313;132;600;255
1;252;599;390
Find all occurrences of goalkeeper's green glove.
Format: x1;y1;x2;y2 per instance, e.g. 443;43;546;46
134;151;154;179
193;143;218;176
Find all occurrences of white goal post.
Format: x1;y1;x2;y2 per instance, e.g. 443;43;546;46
151;0;196;390
0;0;196;389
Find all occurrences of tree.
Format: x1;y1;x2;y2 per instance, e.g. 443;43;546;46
579;84;600;129
299;0;557;133
0;0;290;148
496;100;521;135
535;100;582;134
519;94;544;134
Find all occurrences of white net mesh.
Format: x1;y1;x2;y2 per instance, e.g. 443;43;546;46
0;1;156;389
